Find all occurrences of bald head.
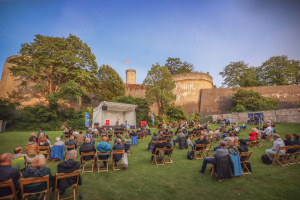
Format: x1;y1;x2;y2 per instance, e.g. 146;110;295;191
102;136;107;142
0;153;12;165
84;138;91;143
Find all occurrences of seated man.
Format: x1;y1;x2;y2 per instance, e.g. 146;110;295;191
56;150;82;195
84;130;95;145
192;136;209;150
65;136;77;150
136;128;143;139
107;128;114;141
199;141;228;173
96;136;113;167
172;129;184;148
79;138;96;161
0;153;22;198
13;147;33;164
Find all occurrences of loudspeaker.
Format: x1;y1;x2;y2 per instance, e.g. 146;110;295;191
135;108;139;112
102;105;107;110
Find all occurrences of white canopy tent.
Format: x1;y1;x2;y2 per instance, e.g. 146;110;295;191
92;101;138;129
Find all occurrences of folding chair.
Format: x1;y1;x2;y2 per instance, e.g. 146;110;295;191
38;146;51;160
285;146;297;165
248;140;257;148
203;143;213;158
208;164;217;178
11;156;27;172
193;144;206;159
63;134;70;140
54;170;80;200
112;150;124;171
292;145;300;163
97;151;111;172
255;135;263;147
152;148;165;166
149;140;158;152
265;131;274;142
25;146;38;158
164;147;174;164
123;143;131;155
80;152;95;173
0;179;18;200
20;175;49;200
64;145;76;161
240;151;252;175
268;146;289;167
76;138;84;146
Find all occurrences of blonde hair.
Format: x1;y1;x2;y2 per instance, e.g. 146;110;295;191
30;133;36;137
252;128;258;133
31;154;46;169
227;140;234;148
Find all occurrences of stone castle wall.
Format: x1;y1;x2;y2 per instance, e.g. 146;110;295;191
200;85;300;115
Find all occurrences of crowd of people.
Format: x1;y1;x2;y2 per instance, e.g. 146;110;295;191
0;120;299;198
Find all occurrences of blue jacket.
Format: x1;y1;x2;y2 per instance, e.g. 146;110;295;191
97;142;112;153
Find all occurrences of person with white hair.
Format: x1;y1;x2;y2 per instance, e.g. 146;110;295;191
55;150;82;195
23;154;54;198
262;123;272;141
265;134;285;161
54;137;65;146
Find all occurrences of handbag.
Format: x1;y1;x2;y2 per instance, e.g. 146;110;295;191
121;153;128;169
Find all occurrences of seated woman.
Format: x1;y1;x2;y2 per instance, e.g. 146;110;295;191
112;138;125;166
39;136;49;146
265;134;285;161
227;140;243;176
227;140;239;155
244;128;258;142
284;134;294;153
23;154;54;198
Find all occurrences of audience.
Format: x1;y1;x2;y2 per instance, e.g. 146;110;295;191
152;137;166;160
265;134;285;161
55;150;82;195
244;128;258;142
262;123;272;140
96;136;112;168
112;138;125;166
172;129;185;147
0;153;22;198
23;154;54;199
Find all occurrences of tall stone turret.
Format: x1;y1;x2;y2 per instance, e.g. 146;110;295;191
126;69;136;84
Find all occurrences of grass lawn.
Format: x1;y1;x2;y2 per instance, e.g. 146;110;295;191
0;123;300;200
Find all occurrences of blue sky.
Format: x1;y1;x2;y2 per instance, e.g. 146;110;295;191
0;0;299;87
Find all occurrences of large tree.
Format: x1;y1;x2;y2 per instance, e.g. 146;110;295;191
8;34;100;108
97;64;125;101
143;63;176;123
165;57;194;75
219;61;261;87
260;55;294;85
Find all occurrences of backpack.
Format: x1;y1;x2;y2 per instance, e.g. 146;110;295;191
261;154;272;165
179;138;188;149
187;151;194;160
157;149;165;162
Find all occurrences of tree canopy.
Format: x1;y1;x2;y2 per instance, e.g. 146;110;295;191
97;64;125;101
8;34;100;108
165;57;194;75
143;63;176;123
231;89;278;112
220;55;300;88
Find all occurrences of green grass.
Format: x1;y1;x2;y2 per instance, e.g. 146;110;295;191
1;123;300;200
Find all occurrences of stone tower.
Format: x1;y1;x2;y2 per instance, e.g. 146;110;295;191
126;69;136;84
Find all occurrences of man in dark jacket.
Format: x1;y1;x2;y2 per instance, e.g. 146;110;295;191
65;136;77;150
79;138;96;161
55;150;82;195
199;141;228;173
152;137;166;160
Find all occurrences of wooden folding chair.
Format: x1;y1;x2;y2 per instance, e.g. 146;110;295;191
80;152;95;173
112;150;124;171
255;135;263;147
265;131;274;142
76;138;84;146
240;151;252;175
152;148;165;166
38;146;51;160
285;146;297;165
149;140;158;152
164;147;174;164
20;175;49;200
63;145;76;161
123;143;131;155
54;170;80;200
193;144;206;159
0;179;18;200
97;151;111;172
269;146;289;167
203;143;213;158
63;134;70;140
208;164;217;179
248;140;257;148
292;145;300;164
25;146;38;158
